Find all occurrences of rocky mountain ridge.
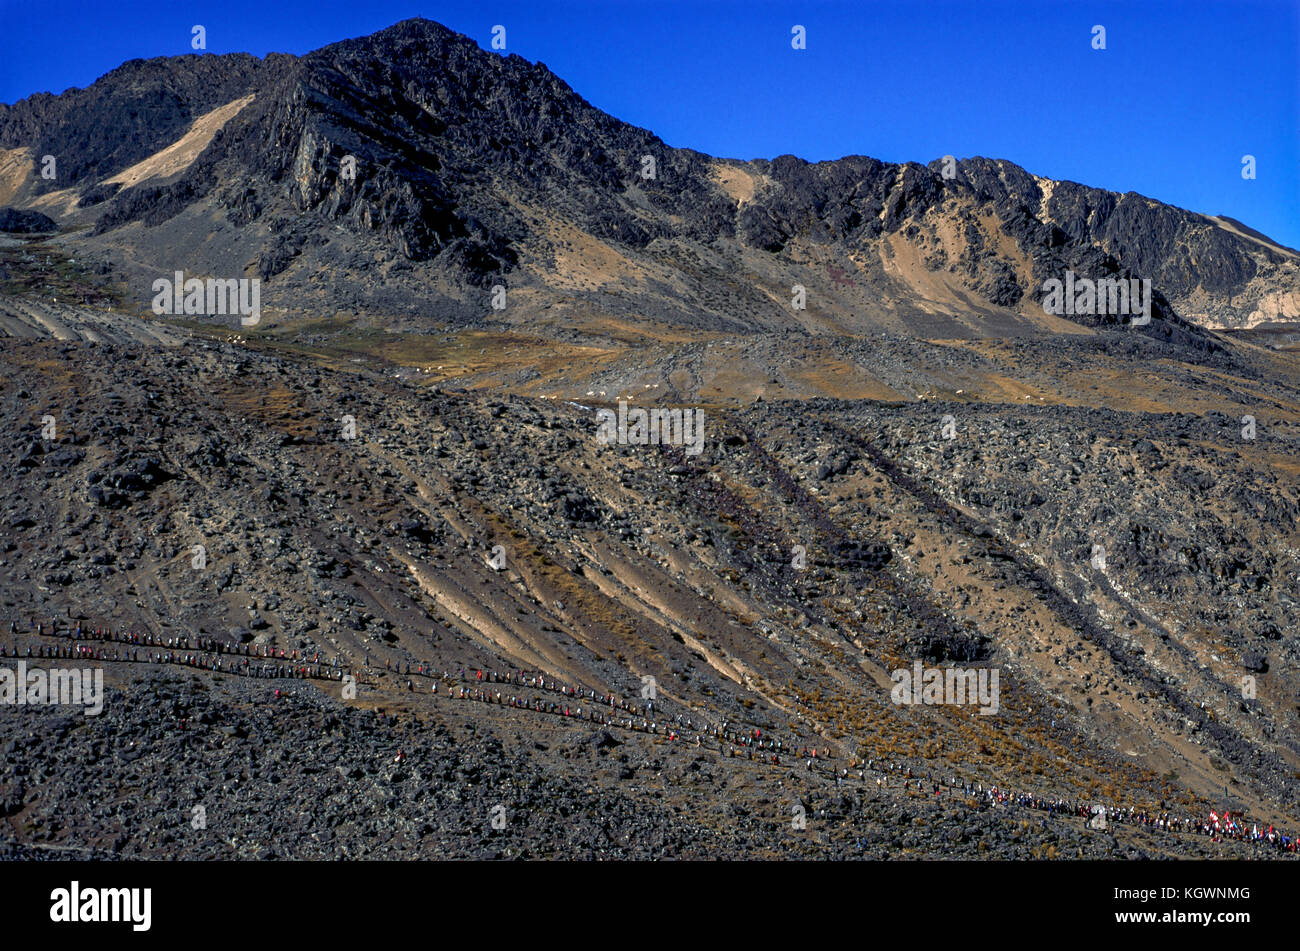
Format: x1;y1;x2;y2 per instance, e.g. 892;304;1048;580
1;18;1294;338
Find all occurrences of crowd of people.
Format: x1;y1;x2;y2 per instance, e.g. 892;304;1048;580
417;666;1300;855
5;617;1296;855
951;784;1296;854
4;621;347;683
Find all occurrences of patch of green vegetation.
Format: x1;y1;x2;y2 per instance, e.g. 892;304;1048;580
0;236;125;308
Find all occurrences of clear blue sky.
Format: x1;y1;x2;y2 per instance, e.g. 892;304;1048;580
1;0;1296;248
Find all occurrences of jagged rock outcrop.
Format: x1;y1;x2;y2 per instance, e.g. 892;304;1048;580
1;18;1291;333
0;207;55;233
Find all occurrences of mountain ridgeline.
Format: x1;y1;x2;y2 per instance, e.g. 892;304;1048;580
1;18;1295;338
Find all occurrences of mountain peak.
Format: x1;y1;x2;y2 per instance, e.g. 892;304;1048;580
1;17;1295;333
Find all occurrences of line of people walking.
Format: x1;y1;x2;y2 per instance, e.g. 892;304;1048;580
5;617;1295;855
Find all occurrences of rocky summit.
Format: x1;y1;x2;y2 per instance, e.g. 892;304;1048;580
0;17;1297;861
